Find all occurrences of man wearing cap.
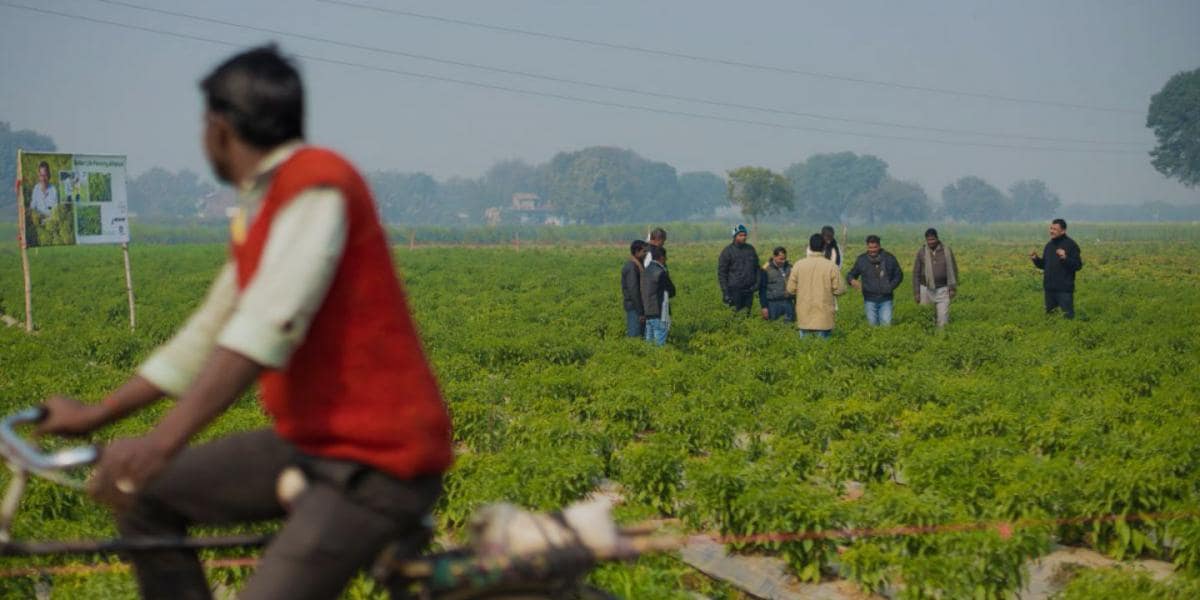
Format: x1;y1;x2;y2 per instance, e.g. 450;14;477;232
717;224;761;313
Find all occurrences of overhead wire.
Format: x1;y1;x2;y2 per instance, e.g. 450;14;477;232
88;0;1145;148
318;0;1143;115
0;1;1145;155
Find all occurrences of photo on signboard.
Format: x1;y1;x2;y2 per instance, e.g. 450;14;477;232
20;153;76;247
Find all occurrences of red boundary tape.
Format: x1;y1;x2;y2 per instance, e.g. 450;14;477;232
0;510;1196;579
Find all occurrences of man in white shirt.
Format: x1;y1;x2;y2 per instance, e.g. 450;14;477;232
29;161;59;217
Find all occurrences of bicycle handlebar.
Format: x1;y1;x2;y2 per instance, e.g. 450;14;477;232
0;407;98;472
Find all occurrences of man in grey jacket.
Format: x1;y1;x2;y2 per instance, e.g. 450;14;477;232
758;247;794;321
912;228;958;328
621;240;648;337
846;235;903;326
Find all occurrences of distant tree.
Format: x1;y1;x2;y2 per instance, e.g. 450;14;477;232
851;178;932;223
540;147;681;223
481;159;542;209
784;152;888;223
1008;179;1062;221
370;171;441;224
0;122;56;215
440;176;487;223
942;176;1009;223
726;166;793;234
678;171;728;219
127;167;216;221
1146;67;1200;188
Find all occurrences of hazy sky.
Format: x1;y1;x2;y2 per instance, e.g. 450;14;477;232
3;0;1198;205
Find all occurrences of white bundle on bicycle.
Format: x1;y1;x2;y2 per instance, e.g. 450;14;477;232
469;496;620;558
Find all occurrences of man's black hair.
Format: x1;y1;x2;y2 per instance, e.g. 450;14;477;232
809;233;824;252
649;245;667;261
37;161;50;173
630;240;647;256
924;228;939;239
1052;218;1067;230
772;246;787;256
866;234;881;244
200;44;304;149
649;227;667;242
821;225;835;235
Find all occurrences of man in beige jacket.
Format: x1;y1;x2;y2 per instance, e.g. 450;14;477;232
787;233;847;339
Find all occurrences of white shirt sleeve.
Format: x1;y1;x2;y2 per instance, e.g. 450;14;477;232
137;262;240;397
215;188;348;369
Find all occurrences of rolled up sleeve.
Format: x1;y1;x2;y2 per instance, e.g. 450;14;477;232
215;188;348;369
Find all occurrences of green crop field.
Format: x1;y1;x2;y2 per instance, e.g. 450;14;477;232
1;223;1198;599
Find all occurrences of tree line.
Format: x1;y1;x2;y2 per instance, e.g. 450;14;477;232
3;60;1197;229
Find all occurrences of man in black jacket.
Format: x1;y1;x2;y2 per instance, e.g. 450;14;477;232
641;246;676;346
718;224;760;313
758;246;794;321
847;235;904;326
1030;218;1083;318
621;240;648;337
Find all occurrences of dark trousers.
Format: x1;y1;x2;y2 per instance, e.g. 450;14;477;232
118;429;441;600
1044;290;1075;319
729;288;755;312
766;300;795;321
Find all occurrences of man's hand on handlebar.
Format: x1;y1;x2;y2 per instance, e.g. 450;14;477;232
36;396;112;437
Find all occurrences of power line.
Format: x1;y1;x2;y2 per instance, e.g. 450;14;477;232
0;1;1145;156
318;0;1144;116
89;0;1146;148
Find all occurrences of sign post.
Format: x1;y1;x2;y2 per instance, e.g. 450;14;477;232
15;150;33;332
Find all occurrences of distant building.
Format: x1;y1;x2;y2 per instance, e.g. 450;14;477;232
485;192;563;225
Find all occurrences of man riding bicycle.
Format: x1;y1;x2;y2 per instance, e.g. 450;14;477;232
37;45;453;599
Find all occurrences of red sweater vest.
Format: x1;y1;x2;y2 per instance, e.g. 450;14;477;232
231;147;452;478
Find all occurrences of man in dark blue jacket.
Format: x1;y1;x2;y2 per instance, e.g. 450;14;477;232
1030;218;1084;319
847;235;903;326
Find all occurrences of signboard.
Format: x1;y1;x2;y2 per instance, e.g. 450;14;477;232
18;151;129;247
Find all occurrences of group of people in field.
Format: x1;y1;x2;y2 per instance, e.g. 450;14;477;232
622;219;1084;344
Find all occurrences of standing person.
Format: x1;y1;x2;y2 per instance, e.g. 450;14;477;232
912;228;959;328
1030;218;1083;319
643;227;669;324
786;233;847;338
35;45;452;600
641;246;676;346
821;225;842;269
643;227;667;268
846;235;904;326
758;246;795;321
621;240;648;337
717;224;760;313
29;161;59;217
